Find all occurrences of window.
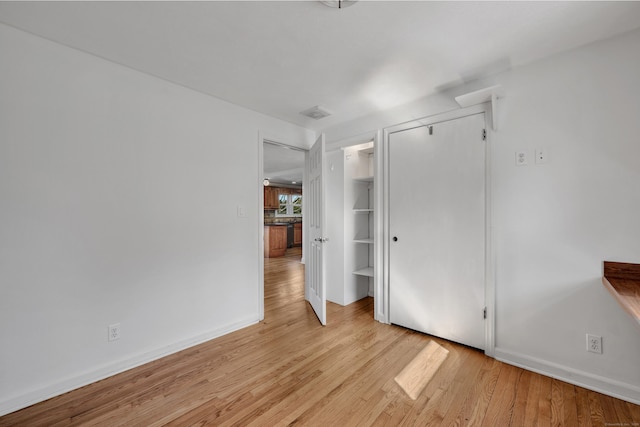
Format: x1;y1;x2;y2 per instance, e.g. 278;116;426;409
278;194;288;215
276;192;302;217
292;194;302;215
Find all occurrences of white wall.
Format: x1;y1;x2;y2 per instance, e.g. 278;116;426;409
325;28;640;403
0;24;314;415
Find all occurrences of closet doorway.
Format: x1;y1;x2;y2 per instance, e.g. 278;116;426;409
387;112;488;350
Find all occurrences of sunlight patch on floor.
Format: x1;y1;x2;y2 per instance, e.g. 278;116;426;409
394;340;449;400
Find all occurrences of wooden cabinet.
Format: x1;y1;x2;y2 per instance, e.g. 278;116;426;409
264;225;287;257
264;186;303;211
293;222;302;246
264;186;279;210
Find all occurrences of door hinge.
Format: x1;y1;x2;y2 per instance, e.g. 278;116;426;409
482;129;487;141
428;125;433;135
483;307;487;319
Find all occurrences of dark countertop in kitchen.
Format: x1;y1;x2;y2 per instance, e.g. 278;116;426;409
264;221;302;226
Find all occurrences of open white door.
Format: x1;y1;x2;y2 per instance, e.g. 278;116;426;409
307;134;327;325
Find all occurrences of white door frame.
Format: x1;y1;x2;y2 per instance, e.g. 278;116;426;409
257;133;310;322
379;103;496;356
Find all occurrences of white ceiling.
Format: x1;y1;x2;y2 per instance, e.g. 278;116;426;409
2;1;640;133
263;142;306;186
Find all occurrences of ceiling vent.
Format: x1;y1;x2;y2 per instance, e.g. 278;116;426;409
300;105;332;120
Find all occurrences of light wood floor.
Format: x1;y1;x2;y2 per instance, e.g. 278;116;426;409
2;247;640;426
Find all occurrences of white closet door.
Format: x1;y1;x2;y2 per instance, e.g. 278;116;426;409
389;113;486;350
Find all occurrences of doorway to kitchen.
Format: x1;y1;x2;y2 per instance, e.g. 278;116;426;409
260;139;308;321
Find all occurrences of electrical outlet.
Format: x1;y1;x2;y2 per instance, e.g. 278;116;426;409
108;323;121;342
515;151;528;166
586;333;602;354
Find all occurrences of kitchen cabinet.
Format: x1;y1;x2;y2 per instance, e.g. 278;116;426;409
264;186;279;210
264;224;287;257
293;222;302;246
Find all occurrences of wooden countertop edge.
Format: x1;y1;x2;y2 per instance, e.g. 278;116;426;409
601;276;640;327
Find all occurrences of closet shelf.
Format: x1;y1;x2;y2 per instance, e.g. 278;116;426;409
354;176;374;183
353;267;374;277
354;238;374;244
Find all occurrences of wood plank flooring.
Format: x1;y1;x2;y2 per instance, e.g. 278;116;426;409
2;247;639;426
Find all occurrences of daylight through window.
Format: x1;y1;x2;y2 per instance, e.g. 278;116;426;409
277;193;302;216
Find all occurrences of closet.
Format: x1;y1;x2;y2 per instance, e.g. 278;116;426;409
326;141;374;306
387;112;486;350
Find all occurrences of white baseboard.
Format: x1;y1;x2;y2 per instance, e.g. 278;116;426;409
0;316;259;417
494;347;640;405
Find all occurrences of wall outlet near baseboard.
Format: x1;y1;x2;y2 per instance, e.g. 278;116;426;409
108;323;121;342
586;333;602;354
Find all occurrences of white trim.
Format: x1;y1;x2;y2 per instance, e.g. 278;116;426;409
381;104;495;356
258;132;265;321
380;127;391;325
373;129;385;323
326;130;378;152
484;106;496;357
495;347;640;405
384;103;489;135
454;85;505;130
0;316;259;417
301;150;308;265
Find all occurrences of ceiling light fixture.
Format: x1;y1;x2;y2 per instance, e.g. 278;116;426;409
321;0;357;9
263;178;270;186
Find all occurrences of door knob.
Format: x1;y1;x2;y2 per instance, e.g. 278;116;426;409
393;236;398;242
